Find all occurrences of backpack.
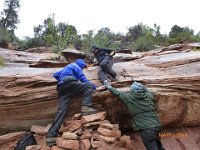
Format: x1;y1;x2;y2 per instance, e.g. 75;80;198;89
14;132;37;150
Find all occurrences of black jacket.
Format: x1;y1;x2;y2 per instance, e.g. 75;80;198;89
94;48;113;63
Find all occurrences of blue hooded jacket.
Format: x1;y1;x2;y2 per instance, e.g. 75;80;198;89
53;59;96;89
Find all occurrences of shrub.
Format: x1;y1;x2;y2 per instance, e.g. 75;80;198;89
167;32;200;45
132;34;155;52
0;55;5;66
0;27;12;47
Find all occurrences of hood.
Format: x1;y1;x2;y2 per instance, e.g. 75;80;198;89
130;81;154;100
75;59;87;69
130;82;147;95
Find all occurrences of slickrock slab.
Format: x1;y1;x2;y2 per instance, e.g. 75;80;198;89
1;43;200;135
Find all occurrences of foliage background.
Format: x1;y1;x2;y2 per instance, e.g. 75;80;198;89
0;0;200;54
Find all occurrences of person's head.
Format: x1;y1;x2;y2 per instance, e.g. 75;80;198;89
75;59;87;69
91;44;100;54
130;81;145;92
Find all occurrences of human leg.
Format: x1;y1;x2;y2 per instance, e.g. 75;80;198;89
140;127;164;150
46;84;71;146
47;82;79;146
98;66;108;82
61;81;97;115
69;82;97;115
99;57;117;81
47;94;70;138
47;81;96;143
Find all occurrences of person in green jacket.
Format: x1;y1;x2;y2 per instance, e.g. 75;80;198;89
103;80;165;150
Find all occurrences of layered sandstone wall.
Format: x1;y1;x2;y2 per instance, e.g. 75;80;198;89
0;44;200;135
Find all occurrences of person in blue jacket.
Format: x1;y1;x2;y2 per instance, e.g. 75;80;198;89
46;59;97;146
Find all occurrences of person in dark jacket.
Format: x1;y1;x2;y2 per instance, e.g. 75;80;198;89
46;59;97;146
91;45;117;83
103;80;165;150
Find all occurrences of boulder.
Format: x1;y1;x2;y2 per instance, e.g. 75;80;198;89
62;49;85;63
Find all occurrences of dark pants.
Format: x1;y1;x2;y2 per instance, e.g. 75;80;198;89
47;81;94;137
140;127;165;150
98;56;117;82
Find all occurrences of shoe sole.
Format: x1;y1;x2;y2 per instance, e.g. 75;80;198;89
46;141;56;147
46;137;57;147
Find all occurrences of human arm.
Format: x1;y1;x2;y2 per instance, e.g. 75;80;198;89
92;45;114;54
103;80;129;102
53;69;63;81
74;65;96;90
100;47;113;53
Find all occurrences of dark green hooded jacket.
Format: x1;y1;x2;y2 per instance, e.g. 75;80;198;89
109;86;161;131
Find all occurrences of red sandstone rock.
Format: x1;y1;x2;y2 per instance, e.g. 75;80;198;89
56;138;79;150
80;139;91;150
25;145;42;150
61;132;78;140
31;124;51;135
0;131;25;145
81;112;107;124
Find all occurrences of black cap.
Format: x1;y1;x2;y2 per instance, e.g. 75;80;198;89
91;44;100;51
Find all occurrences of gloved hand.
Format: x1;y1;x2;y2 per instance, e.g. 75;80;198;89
92;84;96;90
103;80;112;90
89;82;96;90
110;51;116;56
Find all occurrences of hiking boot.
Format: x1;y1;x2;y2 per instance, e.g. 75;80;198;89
81;106;98;116
46;137;57;147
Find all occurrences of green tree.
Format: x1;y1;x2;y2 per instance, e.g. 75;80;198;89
81;30;94;52
197;31;200;37
126;23;156;51
168;25;199;44
42;15;58;46
0;0;20;33
127;23;145;41
153;24;167;45
93;27;116;49
169;25;194;38
19;36;45;51
64;25;77;47
57;22;68;38
24;15;79;52
132;33;155;52
0;27;12;43
34;25;43;37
